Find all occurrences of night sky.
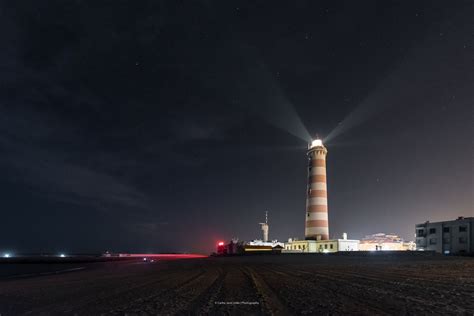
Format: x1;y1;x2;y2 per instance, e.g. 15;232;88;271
1;1;472;254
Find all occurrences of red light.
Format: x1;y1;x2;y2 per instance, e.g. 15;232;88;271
218;242;224;246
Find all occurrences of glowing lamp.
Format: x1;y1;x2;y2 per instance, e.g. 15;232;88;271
311;139;323;148
218;242;224;246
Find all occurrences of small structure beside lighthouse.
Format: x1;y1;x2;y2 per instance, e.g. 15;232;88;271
259;211;269;242
245;211;285;252
305;138;329;240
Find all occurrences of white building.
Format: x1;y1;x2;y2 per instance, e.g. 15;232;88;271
283;233;359;253
246;239;285;248
416;217;473;254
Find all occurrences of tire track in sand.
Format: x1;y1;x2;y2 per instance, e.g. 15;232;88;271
108;267;209;315
178;267;227;315
262;264;391;315
243;266;292;316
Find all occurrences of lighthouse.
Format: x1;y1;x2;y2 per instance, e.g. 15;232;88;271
305;138;329;240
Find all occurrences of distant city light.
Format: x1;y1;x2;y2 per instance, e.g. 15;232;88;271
60;254;66;258
3;253;11;258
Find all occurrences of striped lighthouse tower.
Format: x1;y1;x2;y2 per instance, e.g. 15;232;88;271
305;138;329;240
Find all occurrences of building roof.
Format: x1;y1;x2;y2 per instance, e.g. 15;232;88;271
416;217;474;226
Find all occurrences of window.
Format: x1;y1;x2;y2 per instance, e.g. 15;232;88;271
330;244;333;249
324;244;328;249
443;238;450;244
459;237;467;244
417;229;425;236
429;228;436;234
459;226;467;232
307;212;310;218
429;238;437;245
443;227;450;233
